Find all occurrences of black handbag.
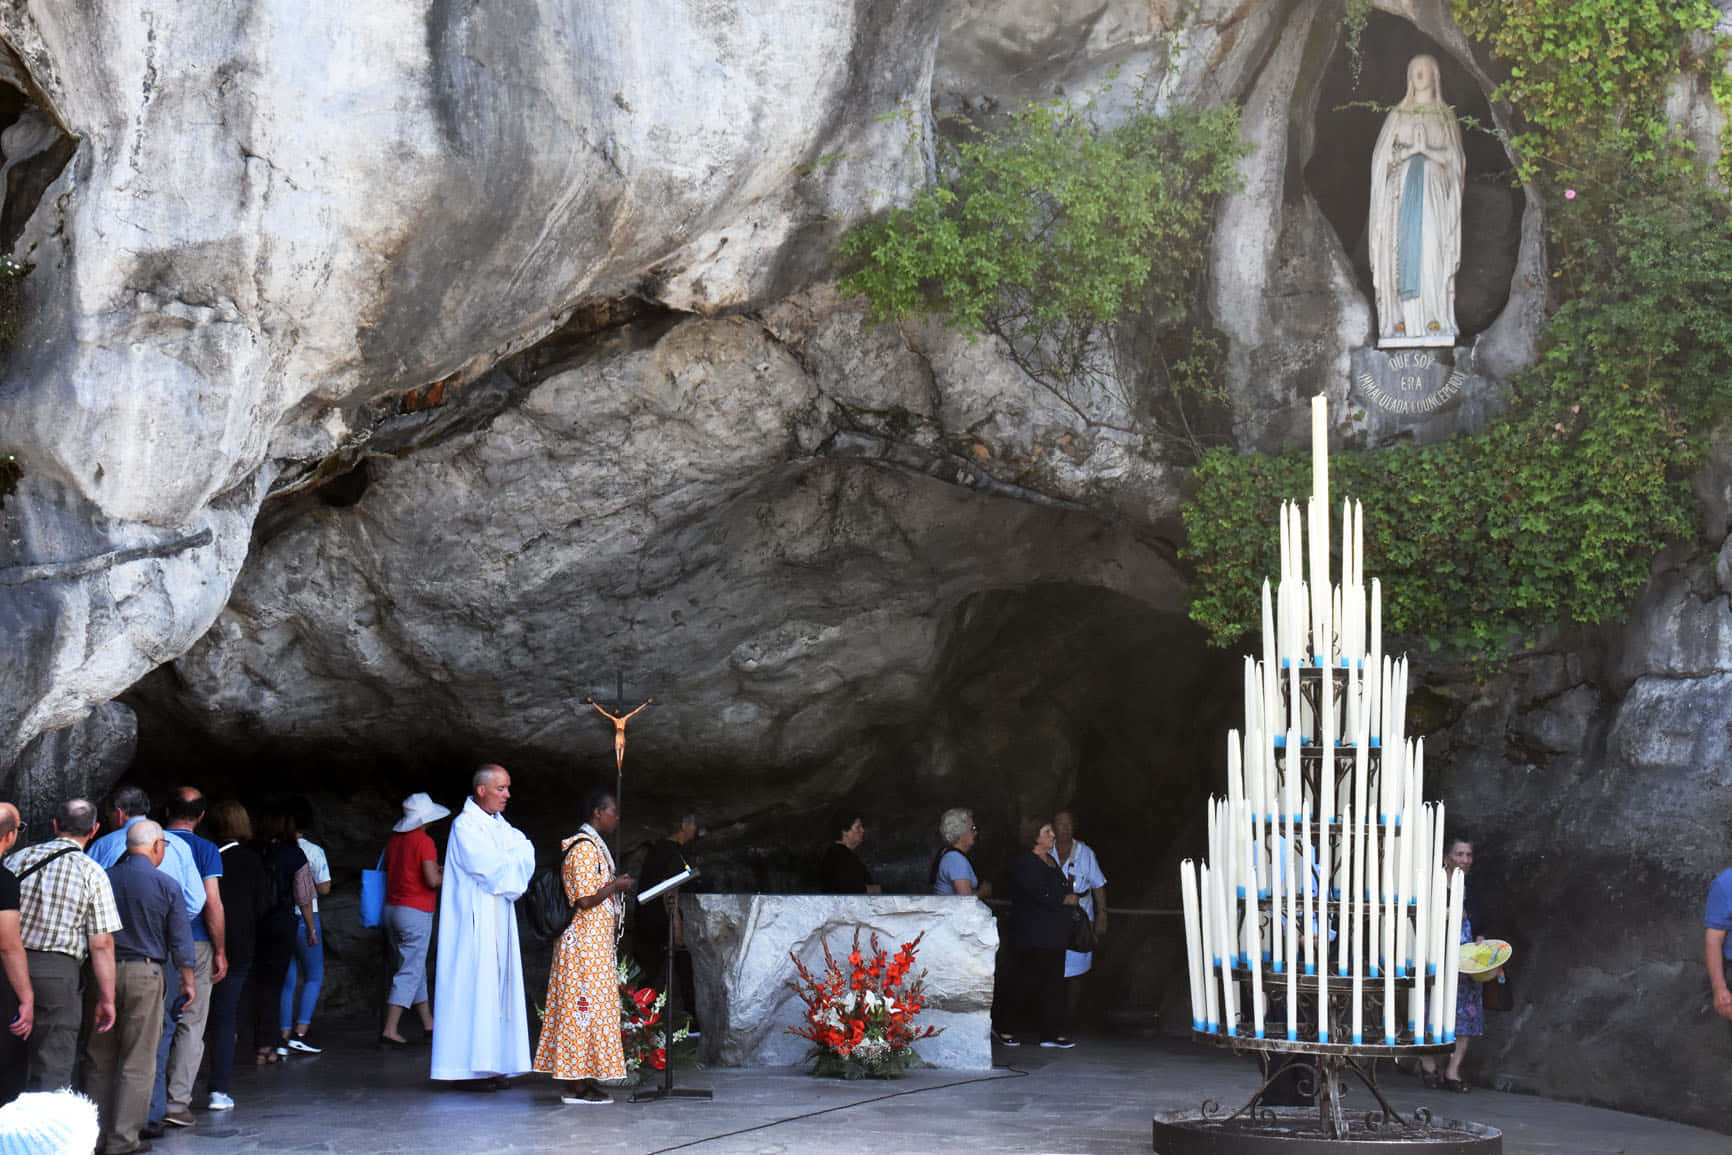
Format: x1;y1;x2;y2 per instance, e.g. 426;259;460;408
1067;905;1096;953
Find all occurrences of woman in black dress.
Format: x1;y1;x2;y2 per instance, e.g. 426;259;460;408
991;816;1079;1048
817;812;881;894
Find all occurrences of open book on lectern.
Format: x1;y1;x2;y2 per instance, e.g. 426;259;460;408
637;866;695;904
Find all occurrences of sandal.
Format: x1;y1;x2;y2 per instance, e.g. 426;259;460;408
1442;1077;1470;1093
255;1048;282;1066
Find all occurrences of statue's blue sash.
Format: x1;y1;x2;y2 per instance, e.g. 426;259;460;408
1397;154;1426;302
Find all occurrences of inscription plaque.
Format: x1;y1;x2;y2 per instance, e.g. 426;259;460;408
1350;346;1466;418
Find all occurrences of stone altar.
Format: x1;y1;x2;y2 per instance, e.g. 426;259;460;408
681;894;997;1070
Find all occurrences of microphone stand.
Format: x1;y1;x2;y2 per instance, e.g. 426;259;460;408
632;873;711;1102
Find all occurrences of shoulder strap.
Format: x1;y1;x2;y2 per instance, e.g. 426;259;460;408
17;845;80;883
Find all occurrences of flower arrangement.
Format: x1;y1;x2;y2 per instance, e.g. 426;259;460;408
787;929;942;1079
618;956;691;1074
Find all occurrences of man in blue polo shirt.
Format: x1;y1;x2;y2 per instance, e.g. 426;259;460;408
152;789;225;1131
1706;865;1732;1033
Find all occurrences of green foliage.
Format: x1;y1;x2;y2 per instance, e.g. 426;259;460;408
838;95;1247;452
1185;2;1732;657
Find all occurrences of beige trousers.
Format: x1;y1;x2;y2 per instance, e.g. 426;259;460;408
84;959;165;1155
166;941;213;1111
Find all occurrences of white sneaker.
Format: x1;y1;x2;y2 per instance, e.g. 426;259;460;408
207;1092;235;1111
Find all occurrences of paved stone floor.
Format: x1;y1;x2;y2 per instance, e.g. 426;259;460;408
139;1023;1730;1154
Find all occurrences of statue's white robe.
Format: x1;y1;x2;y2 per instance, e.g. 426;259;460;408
430;798;537;1080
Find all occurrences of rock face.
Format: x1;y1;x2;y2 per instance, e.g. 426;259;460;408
0;0;947;763
8;0;1731;1132
683;894;997;1069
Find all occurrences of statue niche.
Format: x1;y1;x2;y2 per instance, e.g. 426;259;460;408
1369;54;1464;348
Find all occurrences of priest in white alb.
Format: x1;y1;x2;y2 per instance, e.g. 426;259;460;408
430;764;537;1085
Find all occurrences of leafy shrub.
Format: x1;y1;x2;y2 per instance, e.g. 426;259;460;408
838;95;1247;453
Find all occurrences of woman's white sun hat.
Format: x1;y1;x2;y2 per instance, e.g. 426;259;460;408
394;792;453;833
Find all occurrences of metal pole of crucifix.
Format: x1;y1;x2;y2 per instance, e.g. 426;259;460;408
587;674;652;847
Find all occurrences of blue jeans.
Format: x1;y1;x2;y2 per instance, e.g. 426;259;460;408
205;960;250;1095
279;914;324;1032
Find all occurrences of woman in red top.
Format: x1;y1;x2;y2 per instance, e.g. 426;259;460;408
380;793;449;1046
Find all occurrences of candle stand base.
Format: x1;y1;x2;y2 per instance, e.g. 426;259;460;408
1158;1034;1500;1152
1153;1107;1501;1154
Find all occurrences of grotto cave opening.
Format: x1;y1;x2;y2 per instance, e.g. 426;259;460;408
1304;13;1524;344
121;574;1242;1029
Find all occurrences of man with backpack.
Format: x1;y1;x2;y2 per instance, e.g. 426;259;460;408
430;766;535;1089
4;799;120;1094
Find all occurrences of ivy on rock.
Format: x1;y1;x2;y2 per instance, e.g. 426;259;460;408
1184;0;1732;659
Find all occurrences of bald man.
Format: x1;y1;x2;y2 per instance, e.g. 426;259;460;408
84;821;195;1155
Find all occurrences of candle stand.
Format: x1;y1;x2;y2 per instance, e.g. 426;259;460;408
1160;398;1500;1152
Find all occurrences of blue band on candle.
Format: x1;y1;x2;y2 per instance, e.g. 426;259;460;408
1287;1028;1298;1041
1379;813;1388;824
1273;733;1286;746
1212;955;1221;966
1305;963;1316;975
1255;1028;1266;1039
1262;950;1273;961
1318;1028;1330;1042
1444;1030;1455;1043
1340;658;1350;667
1385;1034;1398;1045
1259;888;1270;900
1371;966;1381;978
1313;657;1324;667
1409;896;1418;905
1273;961;1284;973
1281;658;1291;668
1237;886;1246;898
1194;1019;1204;1032
1337;966;1348;977
1207;1019;1218;1033
1370;736;1381;747
1427;964;1436;976
1352;1032;1363;1044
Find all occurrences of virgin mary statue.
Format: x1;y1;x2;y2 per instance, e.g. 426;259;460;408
1369;54;1464;347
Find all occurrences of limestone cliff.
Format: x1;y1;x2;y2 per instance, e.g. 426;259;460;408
1;0;1729;1130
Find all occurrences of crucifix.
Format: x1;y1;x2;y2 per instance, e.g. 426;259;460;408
586;671;652;837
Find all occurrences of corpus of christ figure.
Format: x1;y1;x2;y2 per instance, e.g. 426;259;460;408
587;696;653;773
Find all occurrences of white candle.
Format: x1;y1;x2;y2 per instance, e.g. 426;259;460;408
1443;865;1465;1042
1351;807;1364;1045
1337;795;1352;979
1369;578;1382;742
1383;840;1397;1043
1428;863;1447;1042
1272;812;1286;973
1249;890;1266;1038
1286;832;1299;1039
1312;394;1329;539
1200;863;1220;1032
1221;862;1240;1036
1367;805;1381;978
1181;860;1204;1030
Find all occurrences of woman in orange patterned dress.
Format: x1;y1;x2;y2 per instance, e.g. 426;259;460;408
535;788;634;1104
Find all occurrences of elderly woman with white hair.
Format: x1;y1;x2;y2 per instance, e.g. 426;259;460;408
931;808;991;899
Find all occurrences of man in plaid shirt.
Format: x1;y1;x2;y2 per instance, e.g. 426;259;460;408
4;799;120;1092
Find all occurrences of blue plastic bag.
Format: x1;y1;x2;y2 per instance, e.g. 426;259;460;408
359;850;386;928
